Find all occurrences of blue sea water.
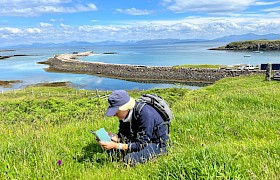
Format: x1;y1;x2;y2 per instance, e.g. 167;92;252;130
1;42;279;91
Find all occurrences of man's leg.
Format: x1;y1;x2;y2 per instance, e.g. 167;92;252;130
124;143;166;166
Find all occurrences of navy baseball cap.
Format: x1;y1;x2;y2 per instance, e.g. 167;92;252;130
105;90;130;116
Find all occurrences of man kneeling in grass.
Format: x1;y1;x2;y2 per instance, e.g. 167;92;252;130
98;90;169;166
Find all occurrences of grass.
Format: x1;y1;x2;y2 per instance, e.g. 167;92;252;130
173;64;226;69
0;75;279;179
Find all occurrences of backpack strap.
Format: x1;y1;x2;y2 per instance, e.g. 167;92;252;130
133;102;146;120
134;102;170;134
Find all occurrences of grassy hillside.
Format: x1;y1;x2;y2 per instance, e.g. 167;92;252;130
0;75;279;179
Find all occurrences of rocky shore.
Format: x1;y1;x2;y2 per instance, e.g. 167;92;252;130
0;80;22;88
41;51;266;84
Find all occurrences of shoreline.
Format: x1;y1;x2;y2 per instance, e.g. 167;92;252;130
41;51;266;84
44;67;213;87
0;80;22;88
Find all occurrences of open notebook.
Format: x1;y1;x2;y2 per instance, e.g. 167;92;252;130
90;128;111;142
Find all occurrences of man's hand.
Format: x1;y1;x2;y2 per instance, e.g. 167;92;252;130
107;132;119;142
99;141;118;150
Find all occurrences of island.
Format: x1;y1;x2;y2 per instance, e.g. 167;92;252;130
0;49;34;60
40;51;266;84
0;50;16;52
209;40;280;51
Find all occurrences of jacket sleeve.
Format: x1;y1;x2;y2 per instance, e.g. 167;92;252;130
128;106;155;151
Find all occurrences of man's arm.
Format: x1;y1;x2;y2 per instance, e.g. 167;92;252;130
99;141;129;150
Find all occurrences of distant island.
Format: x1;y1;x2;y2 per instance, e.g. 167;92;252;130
0;50;15;52
209;40;280;51
0;49;34;60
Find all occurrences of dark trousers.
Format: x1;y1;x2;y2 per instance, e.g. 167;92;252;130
108;143;166;166
124;143;166;166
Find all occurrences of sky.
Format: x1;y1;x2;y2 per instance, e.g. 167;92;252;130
1;0;280;46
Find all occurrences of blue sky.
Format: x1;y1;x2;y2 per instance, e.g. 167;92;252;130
1;0;280;45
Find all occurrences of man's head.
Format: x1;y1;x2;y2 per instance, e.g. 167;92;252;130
105;90;135;118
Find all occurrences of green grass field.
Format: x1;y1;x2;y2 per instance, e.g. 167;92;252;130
0;75;279;179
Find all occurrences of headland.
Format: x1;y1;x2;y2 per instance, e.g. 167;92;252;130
209;40;280;51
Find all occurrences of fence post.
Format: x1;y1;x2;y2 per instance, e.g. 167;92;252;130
96;89;100;98
266;63;272;81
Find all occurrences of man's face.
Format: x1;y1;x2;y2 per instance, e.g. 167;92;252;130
114;110;129;120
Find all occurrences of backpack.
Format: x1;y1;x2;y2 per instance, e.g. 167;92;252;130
134;94;173;134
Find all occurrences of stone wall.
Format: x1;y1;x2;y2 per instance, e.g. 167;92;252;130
44;56;265;83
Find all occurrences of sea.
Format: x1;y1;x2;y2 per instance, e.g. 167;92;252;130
1;41;279;92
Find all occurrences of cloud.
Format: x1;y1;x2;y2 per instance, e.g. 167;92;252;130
50;18;64;22
0;0;98;17
60;23;71;28
116;8;153;15
254;1;280;6
263;6;280;12
39;22;53;27
162;0;254;13
0;27;23;34
1;13;280;45
26;28;41;33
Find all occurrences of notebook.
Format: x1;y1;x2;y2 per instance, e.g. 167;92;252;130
90;128;112;142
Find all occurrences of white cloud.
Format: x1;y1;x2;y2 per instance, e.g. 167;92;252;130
50;18;64;22
1;13;280;45
263;6;280;12
91;20;99;23
0;27;23;34
254;1;280;6
88;3;98;11
26;28;41;33
0;33;9;39
116;8;153;15
39;22;53;27
60;23;71;29
0;0;98;16
162;0;255;13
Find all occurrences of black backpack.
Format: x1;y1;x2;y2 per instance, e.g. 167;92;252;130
134;94;173;134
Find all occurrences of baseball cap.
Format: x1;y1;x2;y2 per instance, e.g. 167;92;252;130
105;90;130;116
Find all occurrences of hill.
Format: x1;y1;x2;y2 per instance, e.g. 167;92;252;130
3;33;280;49
0;75;279;179
212;33;280;42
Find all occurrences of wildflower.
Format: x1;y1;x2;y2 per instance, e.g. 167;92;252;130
57;160;62;166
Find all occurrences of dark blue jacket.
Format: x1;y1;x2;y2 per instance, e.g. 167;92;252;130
117;102;169;152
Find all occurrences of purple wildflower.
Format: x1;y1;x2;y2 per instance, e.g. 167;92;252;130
57;159;62;166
